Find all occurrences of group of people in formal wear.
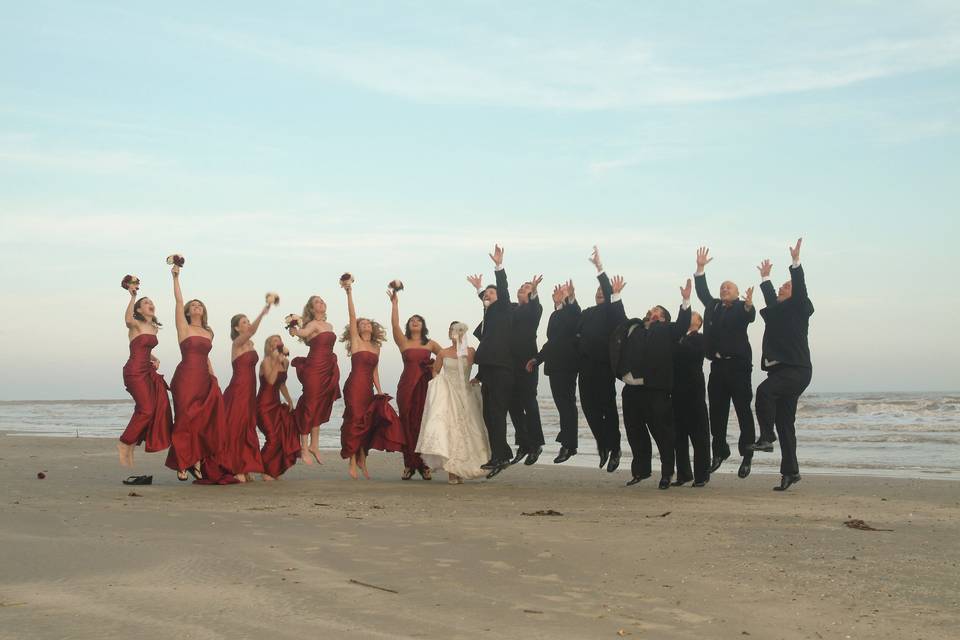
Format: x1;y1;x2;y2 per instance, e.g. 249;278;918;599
117;239;813;491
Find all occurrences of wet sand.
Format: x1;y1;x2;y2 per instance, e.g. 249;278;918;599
1;434;958;639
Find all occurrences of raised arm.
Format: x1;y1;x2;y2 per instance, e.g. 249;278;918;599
694;246;716;306
789;238;807;302
672;278;693;340
236;304;271;345
608;275;627;326
490;244;510;303
124;286;138;329
389;291;406;347
172;266;188;336
345;282;359;343
757;259;778;308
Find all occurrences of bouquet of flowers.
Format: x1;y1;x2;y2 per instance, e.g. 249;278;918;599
166;254;186;267
284;314;302;330
339;272;354;288
266;292;280;306
277;341;290;356
121;275;141;291
388;279;404;294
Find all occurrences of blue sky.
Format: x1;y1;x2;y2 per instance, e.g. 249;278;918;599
1;1;958;399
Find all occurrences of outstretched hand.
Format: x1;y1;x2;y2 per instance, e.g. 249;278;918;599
789;237;803;263
489;244;504;267
529;274;543;292
171;265;180;277
589;246;603;272
611;275;627;295
680;278;692;300
742;286;754;309
565;279;575;300
466;274;483;290
552;283;564;306
386;289;397;302
757;259;773;279
696;246;712;272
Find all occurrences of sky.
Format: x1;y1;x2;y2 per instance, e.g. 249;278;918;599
1;0;958;399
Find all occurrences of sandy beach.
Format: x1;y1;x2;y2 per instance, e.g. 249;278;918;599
1;434;957;640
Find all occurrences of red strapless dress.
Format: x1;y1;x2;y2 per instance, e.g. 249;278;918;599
198;350;264;484
165;336;227;472
396;348;434;471
292;332;341;434
339;351;405;458
120;334;173;452
257;370;301;477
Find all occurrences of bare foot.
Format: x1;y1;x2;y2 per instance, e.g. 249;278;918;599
177;470;188;481
302;450;313;465
349;464;359;480
308;448;323;465
263;474;276;481
236;473;247;483
116;442;133;467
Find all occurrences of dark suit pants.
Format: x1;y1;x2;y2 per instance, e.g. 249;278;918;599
621;385;675;479
756;365;812;476
708;358;756;459
672;389;710;483
509;366;545;452
548;370;579;450
578;359;621;454
480;364;514;462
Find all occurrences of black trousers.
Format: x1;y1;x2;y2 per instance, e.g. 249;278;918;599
479;364;514;462
548;370;579;450
509;365;545;451
756;365;812;476
578;358;621;454
708;358;756;459
672;388;711;483
621;385;675;479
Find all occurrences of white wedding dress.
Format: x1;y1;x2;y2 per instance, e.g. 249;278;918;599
416;356;491;479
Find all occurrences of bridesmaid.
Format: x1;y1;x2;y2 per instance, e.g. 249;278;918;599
258;335;301;480
118;277;173;468
164;263;227;481
388;286;441;480
339;277;404;479
289;294;341;465
201;302;272;483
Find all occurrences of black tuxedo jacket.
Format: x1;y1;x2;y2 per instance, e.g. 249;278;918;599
759;264;814;370
510;294;543;365
576;272;626;366
694;273;756;363
673;331;706;393
536;301;581;376
610;305;691;391
473;268;513;370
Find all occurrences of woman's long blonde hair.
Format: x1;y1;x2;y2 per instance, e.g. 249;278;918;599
184;299;212;336
302;295;327;324
340;318;387;355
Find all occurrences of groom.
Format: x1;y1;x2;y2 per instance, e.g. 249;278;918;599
468;244;515;478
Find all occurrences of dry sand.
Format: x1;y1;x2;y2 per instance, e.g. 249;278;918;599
1;434;958;640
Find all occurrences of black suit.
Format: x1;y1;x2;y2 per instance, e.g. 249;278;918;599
672;331;710;483
473;268;514;462
610;305;691;479
509;294;544;452
757;264;814;476
695;273;757;460
535;300;581;450
576;273;627;455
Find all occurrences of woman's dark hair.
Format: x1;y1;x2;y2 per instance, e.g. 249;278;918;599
230;313;247;340
133;297;162;327
404;314;429;345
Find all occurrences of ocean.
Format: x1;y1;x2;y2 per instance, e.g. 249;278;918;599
1;392;958;479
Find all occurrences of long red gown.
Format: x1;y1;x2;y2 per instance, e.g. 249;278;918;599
292;332;341;434
165;336;227;472
339;351;405;459
396;348;434;471
198;350;264;484
120;334;173;452
258;369;301;478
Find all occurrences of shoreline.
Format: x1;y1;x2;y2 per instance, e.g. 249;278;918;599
2;435;959;639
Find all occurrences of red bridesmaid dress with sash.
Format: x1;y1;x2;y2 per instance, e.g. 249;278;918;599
292;332;341;434
257;369;301;477
396;348;434;471
120;334;173;452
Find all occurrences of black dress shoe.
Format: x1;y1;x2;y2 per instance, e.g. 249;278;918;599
598;447;610;469
509;449;528;466
480;459;503;470
710;454;729;473
670;477;691;487
692;479;707;488
658;476;671;490
773;474;801;491
737;457;752;478
750;439;775;453
625;473;650;486
485;462;509;479
524;446;542;466
606;450;621;473
553;447;577;464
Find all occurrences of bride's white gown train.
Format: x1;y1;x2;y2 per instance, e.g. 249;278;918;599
416;356;491;479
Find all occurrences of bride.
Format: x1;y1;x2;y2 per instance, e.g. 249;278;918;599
416;322;491;484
